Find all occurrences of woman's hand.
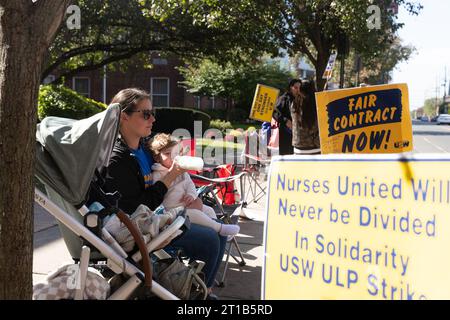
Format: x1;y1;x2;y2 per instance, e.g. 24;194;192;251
286;119;292;129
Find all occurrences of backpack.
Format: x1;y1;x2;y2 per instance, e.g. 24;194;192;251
153;257;207;300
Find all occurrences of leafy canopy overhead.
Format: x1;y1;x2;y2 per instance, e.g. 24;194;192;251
45;0;278;81
46;0;422;91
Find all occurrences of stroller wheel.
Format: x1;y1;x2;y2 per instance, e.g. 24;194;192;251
217;281;225;288
239;261;246;267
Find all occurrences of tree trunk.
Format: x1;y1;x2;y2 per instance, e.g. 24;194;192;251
339;55;346;89
0;1;71;299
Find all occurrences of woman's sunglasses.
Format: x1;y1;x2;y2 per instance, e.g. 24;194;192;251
127;109;155;120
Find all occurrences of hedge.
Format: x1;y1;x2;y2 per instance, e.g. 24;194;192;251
38;84;106;120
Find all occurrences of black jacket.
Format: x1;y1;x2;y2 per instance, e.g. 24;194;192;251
272;92;294;155
273;92;293;126
104;139;168;214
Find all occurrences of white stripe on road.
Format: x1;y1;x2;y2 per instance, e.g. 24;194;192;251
423;137;448;153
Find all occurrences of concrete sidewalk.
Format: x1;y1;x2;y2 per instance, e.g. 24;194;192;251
32;200;266;300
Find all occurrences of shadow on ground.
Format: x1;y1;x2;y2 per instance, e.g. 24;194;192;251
213;219;264;300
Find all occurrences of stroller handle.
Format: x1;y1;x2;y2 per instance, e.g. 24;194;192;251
116;209;153;291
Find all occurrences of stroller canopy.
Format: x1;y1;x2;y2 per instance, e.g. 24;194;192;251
36;104;121;206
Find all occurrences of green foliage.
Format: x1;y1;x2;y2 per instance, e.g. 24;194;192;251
231;122;257;131
421;98;442;117
203;109;227;120
45;0;421;95
179;58;294;118
229;108;250;121
270;0;422;89
209;119;233;133
331;39;415;87
38;84;106;120
45;0;276;81
204;107;252;122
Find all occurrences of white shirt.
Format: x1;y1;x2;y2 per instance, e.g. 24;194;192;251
151;163;198;209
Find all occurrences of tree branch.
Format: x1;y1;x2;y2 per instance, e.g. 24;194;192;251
52;45;163;82
42;39;161;80
278;4;317;65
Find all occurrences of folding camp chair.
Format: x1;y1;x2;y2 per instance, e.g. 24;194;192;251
34;105;207;300
238;129;272;204
190;166;248;287
161;137;250;287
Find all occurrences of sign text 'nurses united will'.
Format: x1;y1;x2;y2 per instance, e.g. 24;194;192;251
262;155;450;300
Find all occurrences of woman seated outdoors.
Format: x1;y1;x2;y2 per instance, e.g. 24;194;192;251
104;88;226;300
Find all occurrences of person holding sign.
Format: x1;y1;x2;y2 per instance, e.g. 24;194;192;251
290;79;321;155
272;79;301;155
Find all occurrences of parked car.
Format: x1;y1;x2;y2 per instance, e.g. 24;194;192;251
436;114;450;125
421;115;430;122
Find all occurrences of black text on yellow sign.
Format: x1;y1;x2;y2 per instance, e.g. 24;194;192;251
262;155;450;300
249;84;280;123
315;84;413;154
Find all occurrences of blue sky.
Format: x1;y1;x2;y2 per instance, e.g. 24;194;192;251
392;0;450;110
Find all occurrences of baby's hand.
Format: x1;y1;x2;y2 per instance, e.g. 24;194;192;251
185;196;203;210
182;194;195;206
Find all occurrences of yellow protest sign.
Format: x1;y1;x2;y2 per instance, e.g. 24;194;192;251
315;83;413;154
249;84;280;122
263;154;450;300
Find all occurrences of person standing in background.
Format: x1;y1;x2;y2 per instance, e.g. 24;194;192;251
272;79;302;155
290;79;321;155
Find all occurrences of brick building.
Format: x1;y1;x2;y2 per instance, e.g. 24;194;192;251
44;54;227;111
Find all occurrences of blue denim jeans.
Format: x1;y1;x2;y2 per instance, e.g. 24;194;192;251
166;223;227;288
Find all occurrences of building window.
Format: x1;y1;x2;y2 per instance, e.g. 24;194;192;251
42;75;55;84
152;58;168;65
302;70;307;79
208;96;215;109
194;96;201;109
151;78;169;107
72;77;90;97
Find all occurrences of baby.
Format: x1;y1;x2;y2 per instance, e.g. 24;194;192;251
148;133;240;237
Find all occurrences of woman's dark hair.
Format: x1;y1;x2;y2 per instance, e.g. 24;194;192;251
299;79;318;128
110;88;151;113
287;79;302;92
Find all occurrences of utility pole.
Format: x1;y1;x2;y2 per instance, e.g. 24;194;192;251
445;67;449;114
448;69;450;114
442;67;447;115
435;75;439;117
340;57;345;88
103;64;107;104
